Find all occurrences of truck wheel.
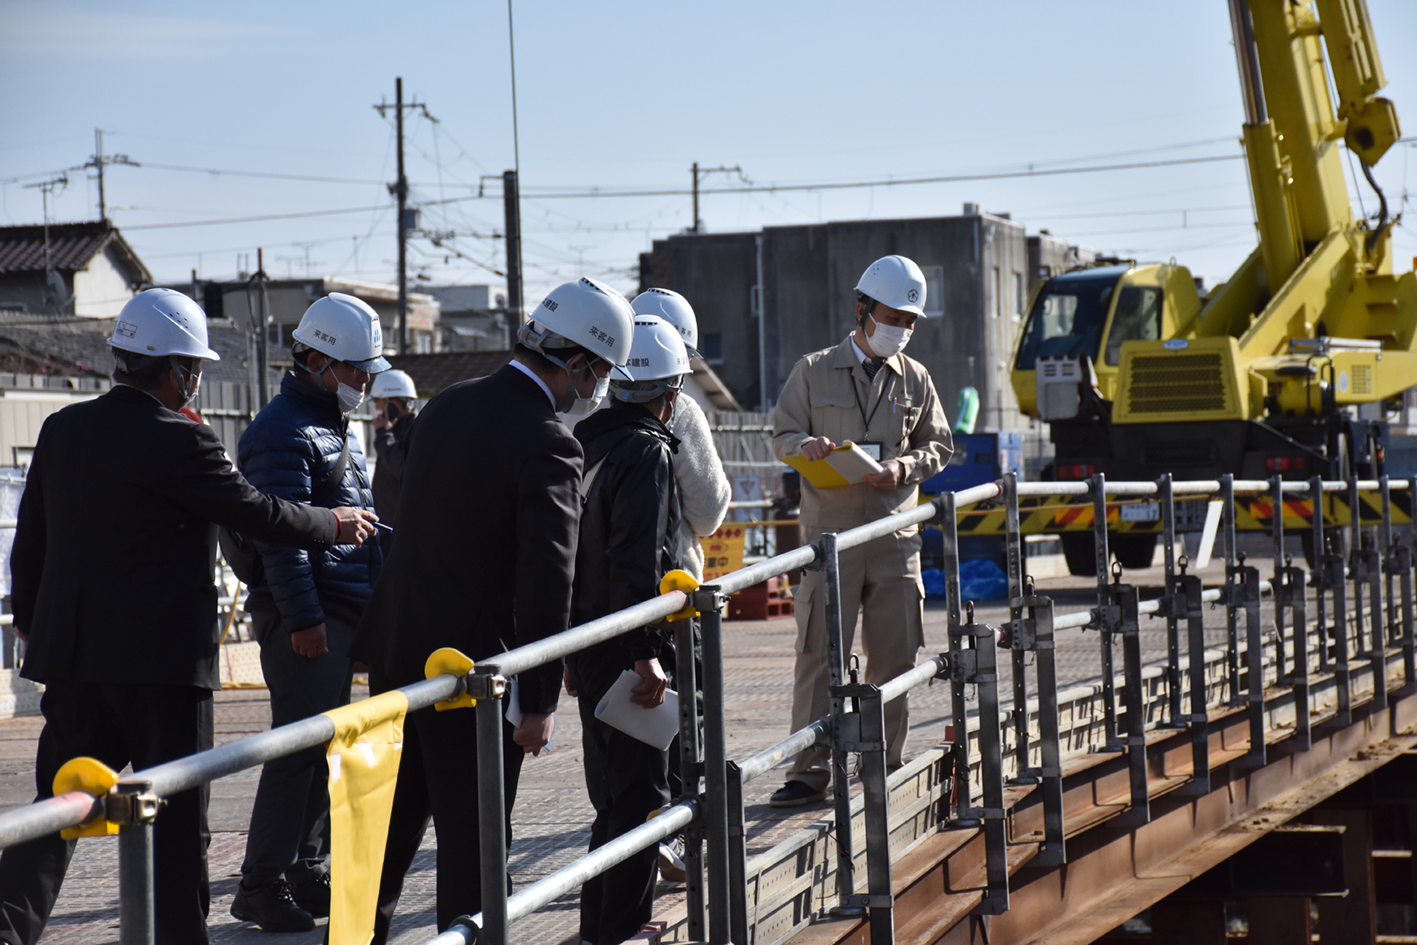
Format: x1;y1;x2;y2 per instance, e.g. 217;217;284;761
1061;533;1097;576
1113;533;1159;569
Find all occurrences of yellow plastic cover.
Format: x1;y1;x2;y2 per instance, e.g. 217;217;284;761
323;690;409;945
53;756;120;839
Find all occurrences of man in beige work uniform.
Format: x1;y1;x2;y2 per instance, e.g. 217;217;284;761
770;254;953;806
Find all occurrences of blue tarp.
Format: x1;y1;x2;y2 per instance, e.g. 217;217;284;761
922;559;1009;602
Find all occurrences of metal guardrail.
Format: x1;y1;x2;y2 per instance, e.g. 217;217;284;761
1;473;1415;945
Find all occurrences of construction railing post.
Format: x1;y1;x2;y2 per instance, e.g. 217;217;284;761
1181;567;1211;795
939;493;974;824
833;665;894;943
1280;552;1312;752
1089;473;1122;751
959;601;1008;914
1239;554;1266;767
1160;474;1185;727
1387;478;1417;697
1270;476;1292;685
116;780;158;945
1351;477;1388;710
673;616;706;940
725;761;749;945
1323;478;1352;727
1107;570;1149;825
1009;578;1065;866
816;532;862;918
474;674;510;945
694;585;732;943
1221;474;1242;705
1380;476;1396;647
1003;472;1035;783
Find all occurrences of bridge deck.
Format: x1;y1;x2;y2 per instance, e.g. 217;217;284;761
0;556;1240;945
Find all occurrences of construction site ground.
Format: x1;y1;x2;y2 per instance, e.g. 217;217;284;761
0;548;1257;944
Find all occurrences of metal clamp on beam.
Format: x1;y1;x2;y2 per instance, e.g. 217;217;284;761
108;782;164;826
841;894;895;910
464;674;507;701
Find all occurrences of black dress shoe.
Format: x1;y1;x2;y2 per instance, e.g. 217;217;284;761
231;878;316;932
769;780;827;807
291;871;332;919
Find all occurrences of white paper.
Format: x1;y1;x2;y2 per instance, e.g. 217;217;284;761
594;669;680;751
826;442;885;482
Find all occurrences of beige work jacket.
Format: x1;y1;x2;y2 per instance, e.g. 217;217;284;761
773;335;953;531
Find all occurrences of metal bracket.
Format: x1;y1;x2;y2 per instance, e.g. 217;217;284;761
465;674;507;700
691;588;728;613
840;893;895;909
108;782;163;826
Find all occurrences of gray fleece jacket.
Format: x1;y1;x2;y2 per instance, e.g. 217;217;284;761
666;394;731;580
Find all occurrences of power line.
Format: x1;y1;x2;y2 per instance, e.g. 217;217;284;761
122;205;387;230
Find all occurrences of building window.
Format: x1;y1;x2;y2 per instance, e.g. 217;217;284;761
701;332;723;364
1013;271;1025;318
992;267;1001;318
921;266;945;318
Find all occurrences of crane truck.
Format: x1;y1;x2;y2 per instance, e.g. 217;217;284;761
1009;0;1412;574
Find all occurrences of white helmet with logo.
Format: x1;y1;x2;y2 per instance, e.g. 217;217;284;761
631;288;698;356
292;293;392;373
109;288;221;361
855;255;931;317
370;369;417;400
611;315;690;404
517;277;635;367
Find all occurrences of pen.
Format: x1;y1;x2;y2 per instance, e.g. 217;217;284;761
892;397;897;414
373;521;393;533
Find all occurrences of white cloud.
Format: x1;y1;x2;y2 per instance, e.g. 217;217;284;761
0;1;285;59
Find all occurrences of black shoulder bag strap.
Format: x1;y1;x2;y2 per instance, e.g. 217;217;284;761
312;431;352;507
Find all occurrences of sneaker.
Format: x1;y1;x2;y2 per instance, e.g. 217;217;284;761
291;871;331;919
231;878;316;933
769;780;827;808
659;836;687;882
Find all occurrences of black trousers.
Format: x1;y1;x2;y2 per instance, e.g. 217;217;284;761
367;667;526;945
573;670;670;945
239;606;355;888
0;681;214;945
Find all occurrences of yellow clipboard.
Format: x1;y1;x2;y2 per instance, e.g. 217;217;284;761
784;441;883;488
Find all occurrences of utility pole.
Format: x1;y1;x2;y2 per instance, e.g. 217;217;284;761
503;170;524;325
374;79;437;355
81;129;138;222
690;163;746;233
24;175;68;312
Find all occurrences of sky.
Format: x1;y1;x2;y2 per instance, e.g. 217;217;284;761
2;0;1415;313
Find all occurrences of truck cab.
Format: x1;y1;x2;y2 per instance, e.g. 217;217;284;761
1011;263;1202;416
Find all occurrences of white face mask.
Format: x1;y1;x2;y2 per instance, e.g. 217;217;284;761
555;365;606;416
867;313;913;359
336;381;365;416
561;373;609;420
170;357;202;409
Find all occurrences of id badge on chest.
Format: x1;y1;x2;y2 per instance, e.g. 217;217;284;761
855;442;883;462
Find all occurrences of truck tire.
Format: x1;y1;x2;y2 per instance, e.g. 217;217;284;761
1061;533;1098;576
1113;533;1159;569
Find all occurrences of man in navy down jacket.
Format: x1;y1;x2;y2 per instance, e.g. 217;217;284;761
230;293;389;932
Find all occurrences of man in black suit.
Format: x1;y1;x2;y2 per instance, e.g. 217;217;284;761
352;277;636;942
0;289;378;945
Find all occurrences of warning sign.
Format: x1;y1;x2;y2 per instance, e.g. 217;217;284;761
700;525;746;582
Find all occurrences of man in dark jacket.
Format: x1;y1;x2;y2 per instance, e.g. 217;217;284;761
0;289;376;945
352;277;635;942
231;293;388;932
564;314;688;945
369;368;417;556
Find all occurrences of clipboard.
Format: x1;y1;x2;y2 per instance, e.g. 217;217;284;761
783;441;884;488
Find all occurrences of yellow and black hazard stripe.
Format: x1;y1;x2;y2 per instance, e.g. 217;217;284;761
936;488;1413;537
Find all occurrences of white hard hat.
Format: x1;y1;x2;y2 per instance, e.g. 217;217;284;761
611;315;690;404
109;288;221;361
631;288;698;354
855;255;931;318
519;277;635;367
370;369;417;400
292;293;392;373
